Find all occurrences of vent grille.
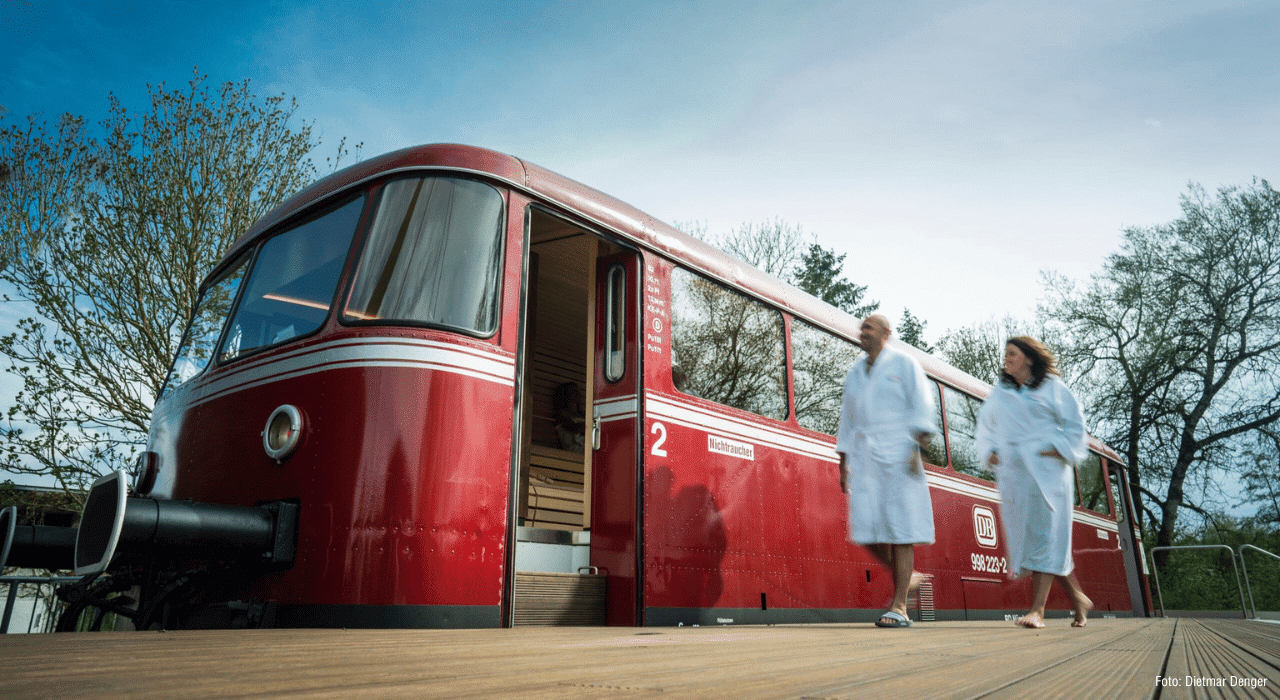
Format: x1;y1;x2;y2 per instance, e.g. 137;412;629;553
917;575;936;622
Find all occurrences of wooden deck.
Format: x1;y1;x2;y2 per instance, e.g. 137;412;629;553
3;617;1279;699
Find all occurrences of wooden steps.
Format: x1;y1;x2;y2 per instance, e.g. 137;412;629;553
512;571;606;626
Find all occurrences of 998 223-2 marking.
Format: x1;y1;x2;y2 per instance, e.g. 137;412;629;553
970;553;1007;574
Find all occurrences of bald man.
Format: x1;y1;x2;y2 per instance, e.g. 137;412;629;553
836;314;938;628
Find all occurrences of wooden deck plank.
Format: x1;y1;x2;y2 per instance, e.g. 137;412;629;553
1199;619;1280;667
980;619;1172;700
1162;620;1280;700
800;621;1169;700
3;619;1278;699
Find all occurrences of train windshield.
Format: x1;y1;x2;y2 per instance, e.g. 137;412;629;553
218;196;365;362
162;252;251;395
344;176;504;336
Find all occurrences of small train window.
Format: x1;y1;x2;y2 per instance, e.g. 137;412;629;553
1108;464;1126;524
922;380;947;467
162;252;250;395
942;386;993;481
604;264;626;382
1077;452;1110;515
791;318;859;435
669;267;787;420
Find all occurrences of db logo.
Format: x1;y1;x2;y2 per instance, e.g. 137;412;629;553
973;505;998;549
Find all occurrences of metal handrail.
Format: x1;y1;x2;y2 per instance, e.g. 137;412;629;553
1238;544;1280;620
1149;545;1247;618
1;575;79;634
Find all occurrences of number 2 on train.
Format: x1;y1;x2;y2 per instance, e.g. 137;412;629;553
651;421;668;457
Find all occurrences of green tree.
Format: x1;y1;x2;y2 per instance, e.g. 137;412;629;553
0;71;345;493
714;218;808;279
1041;180;1280;555
935;315;1052;384
898;308;932;352
793;243;879;318
678;219;880;319
674;219;874;430
678;218;810;281
1149;515;1280;614
1241;427;1280;527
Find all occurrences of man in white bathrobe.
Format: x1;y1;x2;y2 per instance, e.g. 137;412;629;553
836;314;937;628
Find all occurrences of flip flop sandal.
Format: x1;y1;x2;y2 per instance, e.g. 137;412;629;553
875;610;912;628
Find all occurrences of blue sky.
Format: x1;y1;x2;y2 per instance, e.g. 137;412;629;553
5;0;1278;335
2;2;1278;506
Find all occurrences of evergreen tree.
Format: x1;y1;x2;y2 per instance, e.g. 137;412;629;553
793;243;879;318
898;308;932;352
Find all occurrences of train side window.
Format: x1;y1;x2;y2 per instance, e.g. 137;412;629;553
1077;452;1110;515
670;267;787;420
1107;463;1126;524
922;381;946;466
791;318;859;435
162;252;250;395
219;196;365;362
942;386;992;481
345;176;505;336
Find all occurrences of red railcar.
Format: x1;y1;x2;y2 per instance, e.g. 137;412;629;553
58;144;1151;629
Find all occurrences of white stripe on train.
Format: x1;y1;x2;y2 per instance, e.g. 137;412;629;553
178;337;516;408
636;392;1120;533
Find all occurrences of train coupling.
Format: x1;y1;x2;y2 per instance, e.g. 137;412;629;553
73;470;300;576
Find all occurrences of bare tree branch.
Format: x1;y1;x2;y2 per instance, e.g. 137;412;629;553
0;70;333;491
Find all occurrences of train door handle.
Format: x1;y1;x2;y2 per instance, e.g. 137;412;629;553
592;416;601;450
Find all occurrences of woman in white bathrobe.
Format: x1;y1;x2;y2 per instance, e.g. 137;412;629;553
975;336;1092;629
836;315;938;627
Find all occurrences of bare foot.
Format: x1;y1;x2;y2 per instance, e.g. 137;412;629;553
907;571;925;606
1071;594;1093;628
1016;613;1045;629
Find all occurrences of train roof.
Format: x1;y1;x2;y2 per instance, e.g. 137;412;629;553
221;144;1122;465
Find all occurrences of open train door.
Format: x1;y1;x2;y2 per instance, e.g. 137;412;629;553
1110;462;1152;616
591;251;643;625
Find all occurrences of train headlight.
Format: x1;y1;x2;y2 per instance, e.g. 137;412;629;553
263;404;303;462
